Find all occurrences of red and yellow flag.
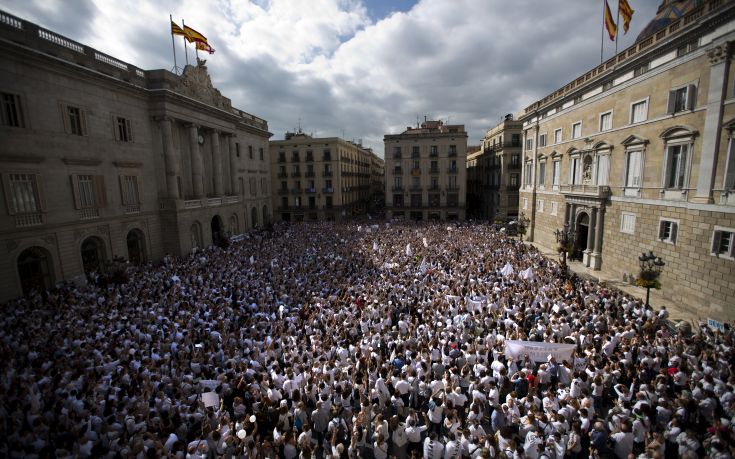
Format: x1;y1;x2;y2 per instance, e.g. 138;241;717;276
171;20;185;37
184;25;208;44
604;0;617;41
195;41;215;54
619;0;634;33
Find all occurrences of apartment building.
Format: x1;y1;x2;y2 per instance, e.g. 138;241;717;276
384;120;468;221
270;131;383;221
518;0;735;320
0;11;271;300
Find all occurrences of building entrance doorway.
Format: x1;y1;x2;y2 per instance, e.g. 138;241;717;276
574;212;589;261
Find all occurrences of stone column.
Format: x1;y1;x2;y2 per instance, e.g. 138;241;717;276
228;135;238;195
591;206;604;270
694;42;731;203
211;129;224;196
584;207;597;266
188;124;204;198
158;117;180;199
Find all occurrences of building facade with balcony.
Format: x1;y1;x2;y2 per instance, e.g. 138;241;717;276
0;11;272;301
470;116;523;221
384;120;468;221
269;131;382;221
518;0;735;320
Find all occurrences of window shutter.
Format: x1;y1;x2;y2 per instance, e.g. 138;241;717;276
34;174;47;212
94;175;107;207
126;119;132;142
671;222;678;243
726;145;735;189
659;221;666;240
81;109;89;136
687;84;696;111
712;231;722;254
2;173;16;215
70;174;81;209
119;175;128;205
667;91;676;114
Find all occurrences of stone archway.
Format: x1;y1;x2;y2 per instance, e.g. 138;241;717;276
81;236;107;273
574;212;590;261
17;246;54;295
211;215;224;245
126;229;146;265
229;214;239;235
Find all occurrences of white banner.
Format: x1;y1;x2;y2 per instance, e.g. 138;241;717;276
504;340;576;363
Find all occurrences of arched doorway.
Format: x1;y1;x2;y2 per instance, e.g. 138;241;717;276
126;229;146;265
81;236;107;273
191;222;202;250
251;207;258;228
574;212;589;261
211;215;224;245
230;214;239;235
17;246;54;295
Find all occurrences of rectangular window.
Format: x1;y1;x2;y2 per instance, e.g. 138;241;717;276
259;148;264;160
550;201;558;216
596;154;610;186
523;197;528;210
526;138;533;151
620;212;636;234
554;129;562;144
1;92;24;127
552;160;561;186
665;144;689;189
392;194;404;207
712;228;735;258
571;156;581;184
511;154;520;166
625;150;643;188
249;178;257;196
539;134;547;147
658;219;678;244
725;138;735;190
115;116;132;142
668;85;696;114
538;199;544;213
510;174;519;187
120;175;140;205
572;122;582;139
248;145;253;159
430;145;438;156
448;145;457;156
524;162;532;186
511;134;521;147
324;149;332;161
2;173;42;214
599;111;612;132
71;174;105;209
538;161;546;186
65;105;87;136
631;100;648;123
448;175;457;189
393;176;402;188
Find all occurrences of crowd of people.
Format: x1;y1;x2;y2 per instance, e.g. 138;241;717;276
1;221;733;459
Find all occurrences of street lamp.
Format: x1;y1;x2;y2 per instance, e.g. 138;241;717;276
517;212;530;242
554;223;575;274
636;250;665;307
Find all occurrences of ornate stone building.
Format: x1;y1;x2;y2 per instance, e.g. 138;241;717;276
384;120;468;221
270;131;383;221
0;11;271;301
518;0;735;320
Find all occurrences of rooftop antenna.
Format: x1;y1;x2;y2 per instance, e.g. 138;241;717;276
297;118;302;133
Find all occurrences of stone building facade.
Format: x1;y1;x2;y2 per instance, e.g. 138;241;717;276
0;11;271;301
518;0;735;320
270;132;383;221
384;120;468;221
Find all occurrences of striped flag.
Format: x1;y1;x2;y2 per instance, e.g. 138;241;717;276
184;25;208;44
196;41;215;54
619;0;634;33
604;0;617;41
171;20;185;37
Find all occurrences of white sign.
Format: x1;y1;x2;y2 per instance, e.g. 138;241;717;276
707;318;725;332
202;391;219;408
504;340;576;363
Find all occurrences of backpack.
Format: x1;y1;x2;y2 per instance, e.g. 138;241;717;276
335;418;348;444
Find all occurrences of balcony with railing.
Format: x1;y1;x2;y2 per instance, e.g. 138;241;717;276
290;188;302;194
15;213;43;227
323;171;333;177
559;184;611;198
305;187;316;194
277;172;288;178
447;167;458;174
429;167;440;174
392;186;404;192
323;187;334;193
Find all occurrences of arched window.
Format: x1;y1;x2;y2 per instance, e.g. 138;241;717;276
126;229;146;265
17;246;54;295
81;236;107;273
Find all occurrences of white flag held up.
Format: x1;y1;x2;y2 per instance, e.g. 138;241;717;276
373;241;379;252
520;267;534;280
419;258;428;274
423;237;428;248
406;243;412;257
500;262;514;277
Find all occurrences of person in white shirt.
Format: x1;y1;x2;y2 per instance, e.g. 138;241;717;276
423;432;444;459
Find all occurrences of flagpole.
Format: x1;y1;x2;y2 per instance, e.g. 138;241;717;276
170;15;179;74
182;18;189;66
615;1;621;56
600;0;605;64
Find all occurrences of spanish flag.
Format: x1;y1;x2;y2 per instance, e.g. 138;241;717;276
184;25;208;44
619;0;634;33
171;20;185;37
604;0;617;41
196;41;215;54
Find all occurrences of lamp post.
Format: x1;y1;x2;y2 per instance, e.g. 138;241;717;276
554;223;575;274
517;212;530;243
637;250;665;307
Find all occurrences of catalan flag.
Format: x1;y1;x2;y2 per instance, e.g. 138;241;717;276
619;0;634;33
604;0;617;41
195;41;215;54
184;25;208;44
171;20;185;37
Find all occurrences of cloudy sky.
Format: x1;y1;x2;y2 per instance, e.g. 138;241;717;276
3;0;659;156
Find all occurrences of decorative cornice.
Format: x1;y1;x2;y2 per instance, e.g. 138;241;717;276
113;161;143;168
0;154;44;164
61;157;103;166
708;42;731;65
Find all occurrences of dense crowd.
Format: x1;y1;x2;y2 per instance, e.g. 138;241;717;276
1;221;733;459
